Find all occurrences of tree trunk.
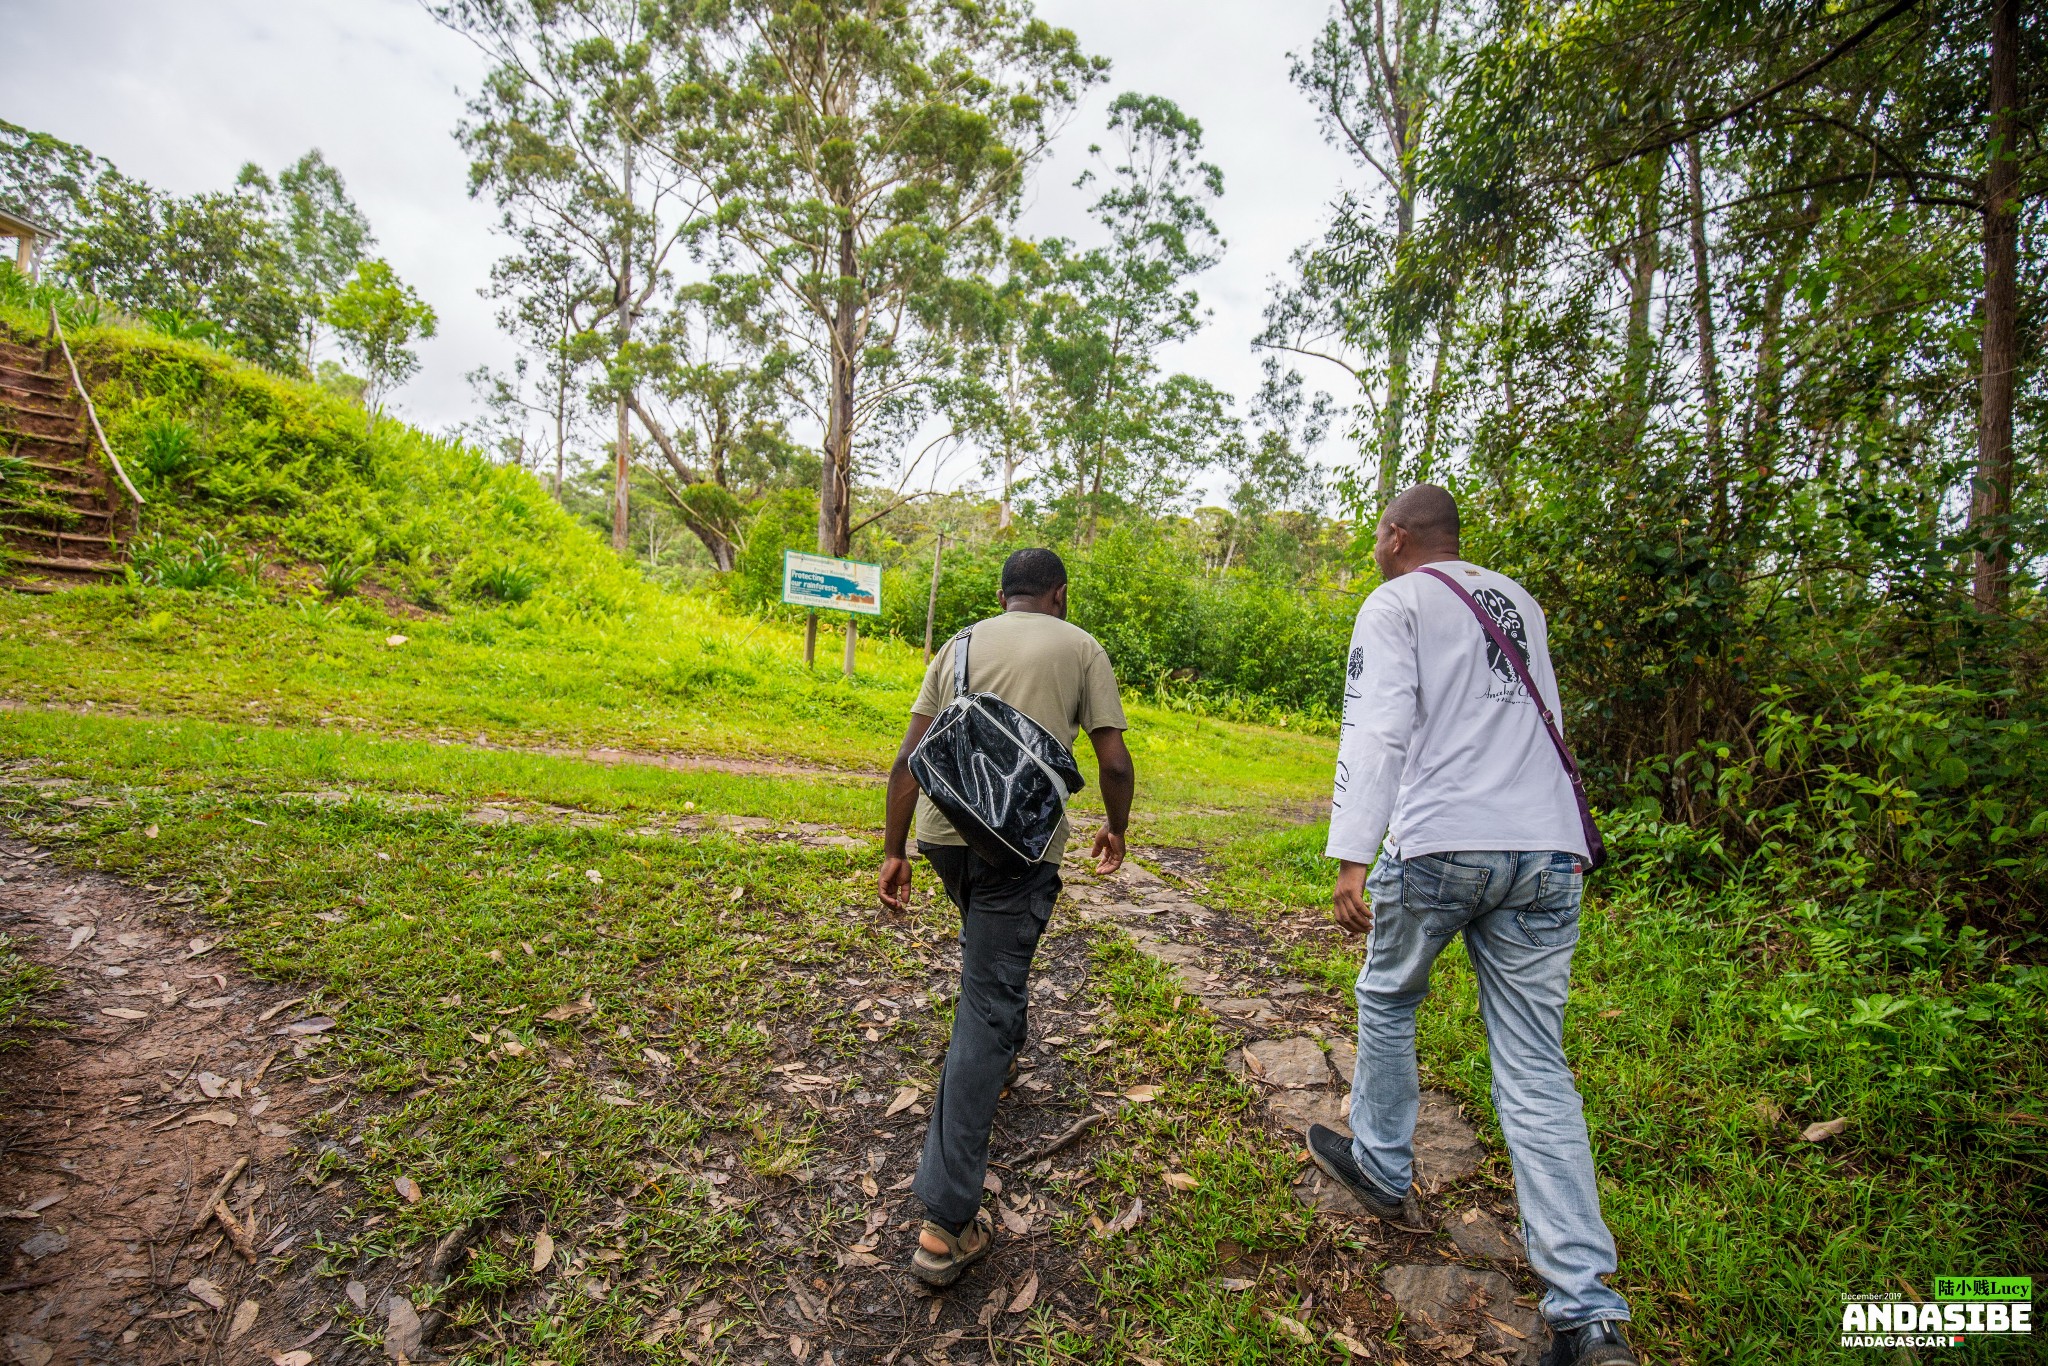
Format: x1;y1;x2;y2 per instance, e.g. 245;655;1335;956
1684;136;1727;532
612;394;631;551
553;376;566;499
612;142;636;554
1622;169;1662;447
818;221;858;558
999;338;1019;529
1973;0;2021;611
1420;321;1451;476
1379;190;1415;503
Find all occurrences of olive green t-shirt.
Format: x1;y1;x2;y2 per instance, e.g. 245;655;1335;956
910;610;1128;863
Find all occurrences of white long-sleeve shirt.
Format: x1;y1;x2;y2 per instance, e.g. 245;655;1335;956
1326;559;1589;865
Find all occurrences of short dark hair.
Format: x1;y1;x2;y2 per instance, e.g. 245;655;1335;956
1383;483;1460;545
1000;547;1068;599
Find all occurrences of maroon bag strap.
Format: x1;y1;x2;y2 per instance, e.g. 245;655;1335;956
1415;566;1605;871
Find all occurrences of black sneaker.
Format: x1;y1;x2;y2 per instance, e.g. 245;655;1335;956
1540;1320;1637;1366
1304;1124;1408;1219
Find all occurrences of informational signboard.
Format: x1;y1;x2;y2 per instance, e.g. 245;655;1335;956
781;550;882;616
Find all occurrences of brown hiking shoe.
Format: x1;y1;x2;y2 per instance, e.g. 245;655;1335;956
910;1208;995;1288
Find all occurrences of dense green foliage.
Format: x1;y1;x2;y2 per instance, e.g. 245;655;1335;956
1256;0;2048;944
3;120;421;376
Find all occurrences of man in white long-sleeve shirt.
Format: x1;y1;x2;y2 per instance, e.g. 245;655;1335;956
1305;485;1637;1366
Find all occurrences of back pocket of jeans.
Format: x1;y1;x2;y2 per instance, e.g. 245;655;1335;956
1401;855;1490;930
1514;864;1583;947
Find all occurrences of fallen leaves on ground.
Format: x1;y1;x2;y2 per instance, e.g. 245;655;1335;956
1093;1198;1144;1237
1801;1117;1850;1143
394;1176;422;1204
185;1277;225;1310
1266;1311;1314;1344
227;1300;260;1341
532;1231;554;1273
884;1085;920;1117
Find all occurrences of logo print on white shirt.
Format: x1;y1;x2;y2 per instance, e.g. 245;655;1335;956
1472;587;1531;699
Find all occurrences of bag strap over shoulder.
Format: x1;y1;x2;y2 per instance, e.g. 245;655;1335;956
1415;566;1605;870
952;625;973;697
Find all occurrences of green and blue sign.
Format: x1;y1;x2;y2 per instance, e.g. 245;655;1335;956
781;550;881;616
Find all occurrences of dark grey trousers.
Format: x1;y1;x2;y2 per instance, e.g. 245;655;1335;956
912;843;1061;1229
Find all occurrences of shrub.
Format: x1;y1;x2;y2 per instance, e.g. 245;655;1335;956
132;415;203;483
459;557;540;605
318;545;373;599
131;532;244;592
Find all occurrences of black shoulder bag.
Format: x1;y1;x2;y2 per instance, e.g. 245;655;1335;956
908;626;1086;876
1416;566;1605;870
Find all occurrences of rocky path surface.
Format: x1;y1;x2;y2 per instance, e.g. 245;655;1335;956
1067;853;1549;1366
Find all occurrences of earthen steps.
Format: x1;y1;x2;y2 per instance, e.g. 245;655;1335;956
0;337;128;589
0;371;69;400
1;526;117;555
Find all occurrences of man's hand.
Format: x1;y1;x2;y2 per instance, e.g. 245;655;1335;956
879;714;934;915
1092;824;1125;875
878;855;913;913
1331;859;1372;936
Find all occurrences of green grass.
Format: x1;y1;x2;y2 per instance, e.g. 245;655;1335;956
0;930;59;1048
5;764;926;1361
0;585;1334;842
1023;931;1367;1365
0;719;1343;1364
1210;826;2048;1365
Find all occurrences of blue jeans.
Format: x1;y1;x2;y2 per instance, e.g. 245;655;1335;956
1348;849;1630;1329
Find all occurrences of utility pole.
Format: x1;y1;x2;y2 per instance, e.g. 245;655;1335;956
924;533;946;662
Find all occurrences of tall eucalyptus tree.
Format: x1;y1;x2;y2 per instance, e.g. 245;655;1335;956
433;0;715;552
694;0;1103;557
1268;0;1462;505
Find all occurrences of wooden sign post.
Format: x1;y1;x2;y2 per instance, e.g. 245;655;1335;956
782;551;881;676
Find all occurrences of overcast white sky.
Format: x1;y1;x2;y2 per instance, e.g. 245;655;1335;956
6;0;1363;498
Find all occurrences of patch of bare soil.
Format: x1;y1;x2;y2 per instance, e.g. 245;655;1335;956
0;838;348;1366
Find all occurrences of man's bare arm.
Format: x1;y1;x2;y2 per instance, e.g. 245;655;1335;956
1089;726;1134;875
878;713;935;911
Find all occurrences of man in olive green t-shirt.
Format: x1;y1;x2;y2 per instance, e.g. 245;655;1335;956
878;548;1135;1287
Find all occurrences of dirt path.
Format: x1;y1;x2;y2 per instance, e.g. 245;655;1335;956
1;770;1548;1365
0;838;352;1366
1065;854;1551;1366
0;822;1126;1366
0;699;884;783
